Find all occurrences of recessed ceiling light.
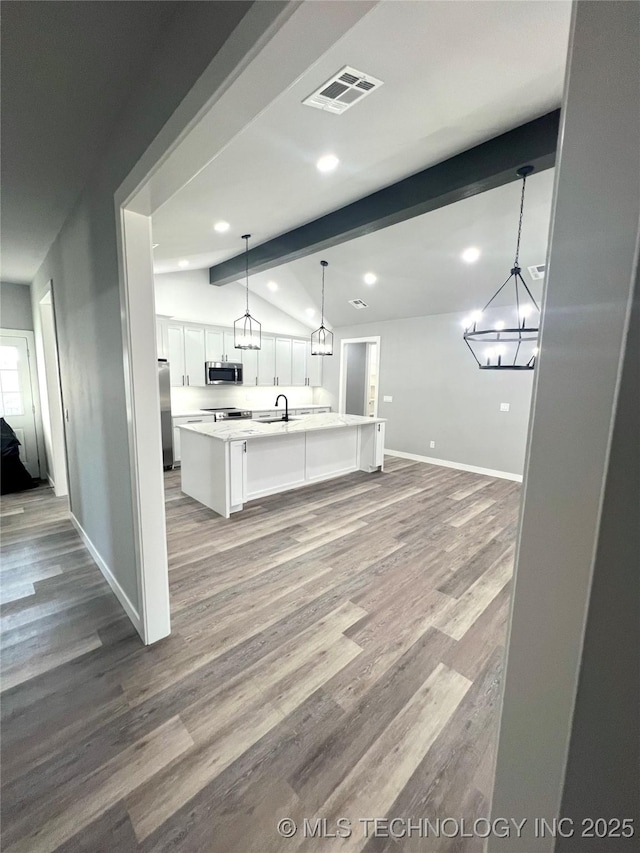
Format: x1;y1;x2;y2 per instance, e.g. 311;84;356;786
178;259;190;268
461;247;481;264
214;221;230;233
267;281;278;292
306;308;316;317
316;154;339;173
363;272;377;285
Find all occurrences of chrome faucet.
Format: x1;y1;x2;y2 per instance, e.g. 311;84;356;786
275;394;289;422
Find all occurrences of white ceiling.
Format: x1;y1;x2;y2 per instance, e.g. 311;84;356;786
151;0;571;278
254;167;554;327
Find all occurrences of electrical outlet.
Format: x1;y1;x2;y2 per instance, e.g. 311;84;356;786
430;440;436;449
383;395;393;403
500;402;510;412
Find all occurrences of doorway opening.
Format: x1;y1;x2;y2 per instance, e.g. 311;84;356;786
0;328;41;480
339;336;381;417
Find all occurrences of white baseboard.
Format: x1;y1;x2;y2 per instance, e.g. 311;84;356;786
69;512;143;637
385;449;523;482
47;474;56;490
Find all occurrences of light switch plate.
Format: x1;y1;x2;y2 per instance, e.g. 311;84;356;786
500;402;510;412
383;395;393;403
430;440;436;449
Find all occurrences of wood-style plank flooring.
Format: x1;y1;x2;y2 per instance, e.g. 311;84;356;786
1;458;520;852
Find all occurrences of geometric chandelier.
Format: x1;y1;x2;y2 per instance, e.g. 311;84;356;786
463;165;540;370
310;260;334;356
234;233;262;350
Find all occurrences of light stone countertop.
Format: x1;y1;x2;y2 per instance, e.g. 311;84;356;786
178;413;386;442
171;404;329;419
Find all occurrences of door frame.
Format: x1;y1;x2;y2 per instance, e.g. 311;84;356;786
338;336;381;417
37;283;70;496
0;327;44;480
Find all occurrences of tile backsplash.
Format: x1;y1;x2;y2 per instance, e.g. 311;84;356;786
171;385;316;413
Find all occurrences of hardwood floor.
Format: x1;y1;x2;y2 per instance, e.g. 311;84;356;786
1;458;520;852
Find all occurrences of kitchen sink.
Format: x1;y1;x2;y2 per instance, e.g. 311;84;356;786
260;417;299;424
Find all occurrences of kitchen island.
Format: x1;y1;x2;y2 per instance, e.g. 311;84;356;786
179;413;386;517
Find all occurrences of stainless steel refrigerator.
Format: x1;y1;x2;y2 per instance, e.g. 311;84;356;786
158;359;173;469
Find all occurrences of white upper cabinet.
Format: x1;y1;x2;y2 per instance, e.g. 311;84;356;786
291;339;307;386
275;338;292;386
156;318;168;359
308;352;323;387
167;324;186;386
224;330;237;363
242;348;258;385
258;335;276;386
205;328;224;363
183;326;206;386
160;320;321;388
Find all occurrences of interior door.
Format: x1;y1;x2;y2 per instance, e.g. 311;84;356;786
0;334;40;477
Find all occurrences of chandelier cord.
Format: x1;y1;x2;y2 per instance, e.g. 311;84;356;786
244;235;250;314
514;174;527;267
321;264;325;326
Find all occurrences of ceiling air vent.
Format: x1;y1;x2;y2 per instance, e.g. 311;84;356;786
528;263;546;280
302;66;384;115
349;298;369;310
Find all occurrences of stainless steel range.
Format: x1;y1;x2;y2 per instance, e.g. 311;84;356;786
200;407;252;422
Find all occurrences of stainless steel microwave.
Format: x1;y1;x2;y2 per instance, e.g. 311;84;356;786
205;362;243;385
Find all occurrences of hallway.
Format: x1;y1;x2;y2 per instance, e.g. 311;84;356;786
1;458;518;852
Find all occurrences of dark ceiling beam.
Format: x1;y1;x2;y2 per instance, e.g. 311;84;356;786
209;109;560;286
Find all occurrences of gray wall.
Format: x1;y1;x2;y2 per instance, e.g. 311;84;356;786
318;309;534;476
1;281;33;330
489;2;640;849
344;342;367;416
30;2;254;610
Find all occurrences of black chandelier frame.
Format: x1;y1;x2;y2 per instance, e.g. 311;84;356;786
311;260;334;357
463;165;540;371
234;234;261;351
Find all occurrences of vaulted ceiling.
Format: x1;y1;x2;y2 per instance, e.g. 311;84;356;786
150;0;570;328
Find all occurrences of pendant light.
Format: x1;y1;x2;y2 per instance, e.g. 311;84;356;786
463;166;541;370
234;234;261;350
310;260;333;356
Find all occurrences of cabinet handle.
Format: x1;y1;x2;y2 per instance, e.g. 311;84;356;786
274;376;276;386
243;441;247;453
182;375;185;386
186;375;190;386
187;419;203;423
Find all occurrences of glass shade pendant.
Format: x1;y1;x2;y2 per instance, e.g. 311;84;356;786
463;166;541;370
234;234;261;350
311;260;334;356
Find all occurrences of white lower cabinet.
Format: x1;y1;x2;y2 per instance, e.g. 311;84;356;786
229;440;247;508
172;415;217;463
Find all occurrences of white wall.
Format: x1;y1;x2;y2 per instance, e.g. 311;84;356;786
1;281;33;330
30;1;257;613
154;268;311;336
318;309;534;477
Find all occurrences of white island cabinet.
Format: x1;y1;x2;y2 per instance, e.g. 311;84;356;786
179;414;385;518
